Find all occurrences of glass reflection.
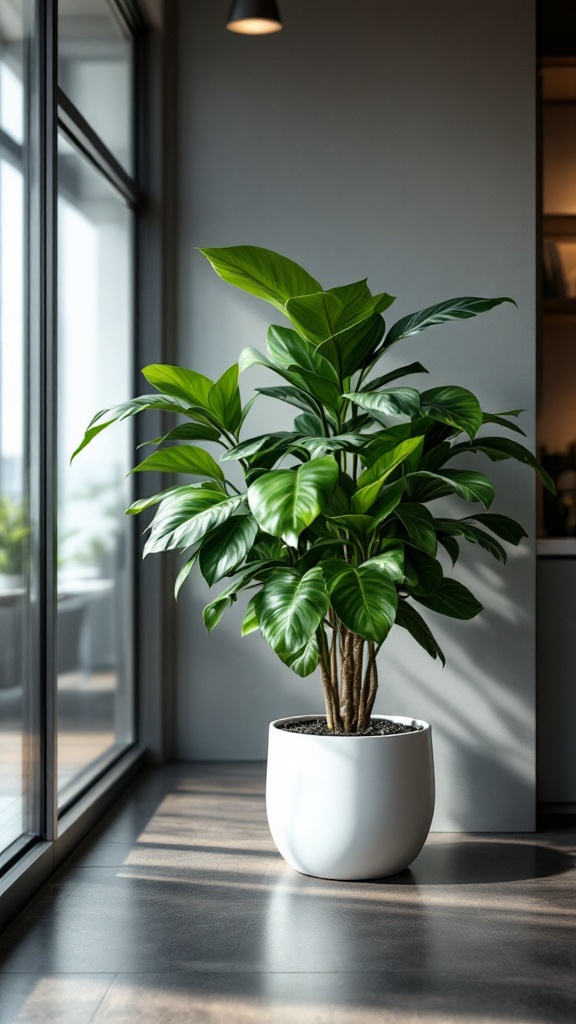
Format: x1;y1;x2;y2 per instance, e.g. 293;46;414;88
0;0;30;855
57;136;134;804
58;0;133;172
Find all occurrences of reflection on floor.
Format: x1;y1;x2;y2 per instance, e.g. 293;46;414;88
0;763;575;1023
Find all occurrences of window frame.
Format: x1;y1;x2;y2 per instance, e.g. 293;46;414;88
0;0;167;930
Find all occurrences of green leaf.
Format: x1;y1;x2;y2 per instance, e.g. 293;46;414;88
203;594;233;632
373;292;396;314
241;595;260;636
259;567;329;656
362;547;404;581
296;433;366;458
384;295;515;348
199;515;259;586
145;492;245;555
256;385;323;417
328;514;375;537
325;279;375;331
174;552;199;598
247;456;338;547
142;364;213;408
222;432;293;462
449;436;555;492
353;437;424;513
320;314;385;377
369;480;407;527
395;601;446;666
464;513;527;545
289;367;342;410
482;410;526;437
420;386;482;439
267;324;339;383
71;394;190;461
409;469;495;509
414;578;483;620
403;547;443;596
363;361;429;390
294;412;325;436
127;483;212;515
394;503;437;557
209;364;242;433
345;387;421;418
327;564;398;644
138;422;222;448
285;290;344;343
200;245;321;313
131;445;225;482
438;534;460;566
435;518;507;563
278;633;321;677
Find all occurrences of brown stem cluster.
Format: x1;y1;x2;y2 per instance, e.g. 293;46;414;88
319;620;380;734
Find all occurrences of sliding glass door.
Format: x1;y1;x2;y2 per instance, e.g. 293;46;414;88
0;0;144;870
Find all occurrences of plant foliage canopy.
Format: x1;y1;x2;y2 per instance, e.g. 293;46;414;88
73;245;553;733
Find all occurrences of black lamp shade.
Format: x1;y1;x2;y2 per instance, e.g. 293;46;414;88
227;0;282;35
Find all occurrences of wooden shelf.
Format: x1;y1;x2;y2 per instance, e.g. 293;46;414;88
544;215;576;237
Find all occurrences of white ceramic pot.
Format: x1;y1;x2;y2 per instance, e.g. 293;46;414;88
266;714;434;880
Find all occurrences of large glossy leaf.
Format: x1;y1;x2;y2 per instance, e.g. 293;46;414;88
131;445;225;482
142;364;213;408
247;456;338;547
145;492;245;555
384;295;515;348
345;387;421;417
200;245;321;313
420;386;482;439
373;292;396;314
241;595;261;636
464;513;527;545
290;367;342;410
352;437;423;513
435;518;507;563
71;394;190;461
414;578;483;619
285;280;374;345
259;567;329;656
278;633;321;677
403;547;443;596
296;433;366;459
448;437;555;491
208;364;242;434
395;601;446;666
362;547;404;581
128;482;212;515
267;325;339;383
199;515;259;586
319;313;385;377
327;563;398;644
408;469;495;509
369;480;406;527
394;503;437;557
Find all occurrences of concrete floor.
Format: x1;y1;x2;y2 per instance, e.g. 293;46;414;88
0;763;575;1023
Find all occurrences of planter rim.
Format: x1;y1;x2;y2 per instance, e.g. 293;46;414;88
270;713;431;737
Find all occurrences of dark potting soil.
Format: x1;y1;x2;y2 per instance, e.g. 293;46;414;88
278;718;423;737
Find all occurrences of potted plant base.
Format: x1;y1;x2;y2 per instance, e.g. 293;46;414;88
266;714;434;880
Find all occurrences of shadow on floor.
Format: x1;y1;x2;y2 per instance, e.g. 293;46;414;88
374;838;575;885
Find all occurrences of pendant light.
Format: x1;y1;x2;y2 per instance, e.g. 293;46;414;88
226;0;283;35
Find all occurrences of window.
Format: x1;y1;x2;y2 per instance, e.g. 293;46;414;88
0;0;151;904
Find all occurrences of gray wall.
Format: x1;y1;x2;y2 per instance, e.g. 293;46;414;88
173;0;536;831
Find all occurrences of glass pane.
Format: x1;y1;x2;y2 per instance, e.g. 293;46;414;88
58;0;133;173
57;136;134;805
0;0;32;855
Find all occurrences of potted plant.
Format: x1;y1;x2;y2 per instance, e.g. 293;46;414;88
72;245;552;880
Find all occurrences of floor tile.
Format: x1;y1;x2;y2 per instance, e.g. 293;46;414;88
0;974;114;1024
92;971;576;1024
